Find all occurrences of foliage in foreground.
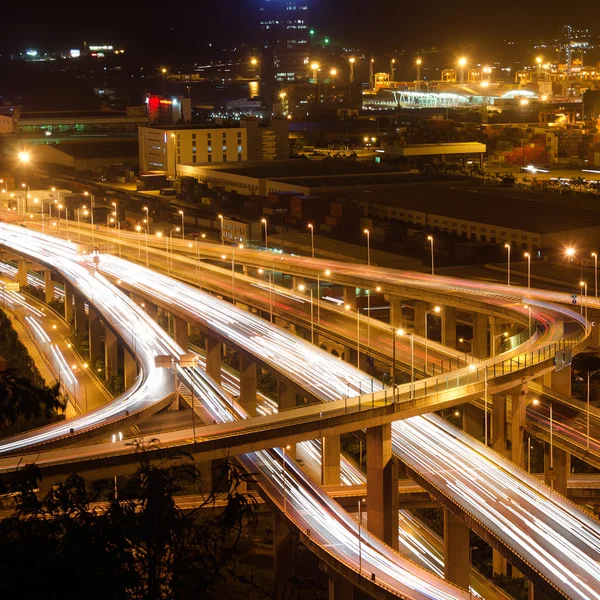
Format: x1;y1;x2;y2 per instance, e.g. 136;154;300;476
0;443;258;600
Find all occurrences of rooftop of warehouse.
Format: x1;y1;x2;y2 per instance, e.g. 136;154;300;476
199;159;409;180
46;141;139;159
324;181;600;235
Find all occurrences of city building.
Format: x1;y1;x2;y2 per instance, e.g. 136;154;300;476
138;118;289;177
0;107;148;140
221;217;262;245
259;0;311;102
145;95;192;125
29;141;139;172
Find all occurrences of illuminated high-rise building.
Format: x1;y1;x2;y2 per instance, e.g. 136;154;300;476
259;0;311;102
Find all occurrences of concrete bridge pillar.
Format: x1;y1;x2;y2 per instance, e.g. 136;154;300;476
387;295;405;329
239;355;257;416
16;259;28;287
328;570;354;600
144;300;159;321
64;282;74;323
545;442;568;496
74;292;87;336
413;301;427;337
88;307;103;365
321;435;341;486
510;381;528;469
551;365;571;396
278;381;297;459
493;551;508;577
366;423;398;550
43;269;55;304
472;312;488;359
442;306;457;348
444;509;470;590
343;286;356;309
104;326;119;382
273;514;295;600
204;335;221;384
173;315;189;350
124;350;138;391
492;393;507;457
462;403;484;441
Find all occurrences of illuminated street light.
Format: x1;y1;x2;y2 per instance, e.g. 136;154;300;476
330;67;337;83
416;57;422;81
363;229;370;267
427;235;434;275
524;252;531;291
261;218;268;250
458;57;467;84
310;62;320;83
504;243;511;286
424;306;441;371
349;57;355;83
298;284;314;344
390;58;396;81
592;252;598;298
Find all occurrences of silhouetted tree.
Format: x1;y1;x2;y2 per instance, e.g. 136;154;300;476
0;443;259;600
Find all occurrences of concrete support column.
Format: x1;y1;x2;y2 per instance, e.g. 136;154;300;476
343;286;356;309
328;571;354;600
16;259;27;287
43;270;55;304
145;300;159;321
74;293;87;336
462;403;484;441
321;435;341;486
124;350;138;390
273;514;294;600
472;311;488;359
493;551;508;577
104;326;119;382
291;276;303;291
204;335;221;384
366;423;398;550
173;315;189;350
492;394;507;457
529;584;553;600
510;381;528;469
88;308;103;365
278;381;297;459
239;354;257;416
442;306;457;348
413;301;427;337
64;282;74;323
444;509;470;590
545;442;568;496
551;365;571;396
387;295;404;329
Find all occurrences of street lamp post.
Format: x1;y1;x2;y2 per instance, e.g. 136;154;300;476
524;252;531;292
427;235;434;275
592;252;598;299
358;498;366;573
135;225;142;259
492;331;508;356
169;227;180;274
84;191;95;247
580;281;588;320
317;269;331;326
363;229;371;267
261;218;268;250
349;57;355;84
533;398;553;481
505;243;511;286
178;210;185;240
259;268;274;322
424;306;441;373
398;329;415;400
299;284;314;344
282;444;291;513
218;214;224;245
230;243;243;305
587;370;600;451
308;223;315;259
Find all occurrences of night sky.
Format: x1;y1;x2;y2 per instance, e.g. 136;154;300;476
1;0;598;56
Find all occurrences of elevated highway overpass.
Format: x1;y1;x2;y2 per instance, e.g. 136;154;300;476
1;223;600;598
